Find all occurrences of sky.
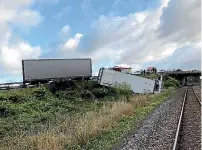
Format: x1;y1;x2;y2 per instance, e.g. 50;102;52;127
0;0;201;83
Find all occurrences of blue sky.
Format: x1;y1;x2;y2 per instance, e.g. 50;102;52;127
0;0;201;83
16;0;159;46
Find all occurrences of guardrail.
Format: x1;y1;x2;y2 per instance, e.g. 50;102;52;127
0;82;23;91
159;71;201;74
0;82;53;91
0;76;99;91
0;82;23;86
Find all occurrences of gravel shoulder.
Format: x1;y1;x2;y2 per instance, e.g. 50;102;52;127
112;87;185;150
193;85;201;100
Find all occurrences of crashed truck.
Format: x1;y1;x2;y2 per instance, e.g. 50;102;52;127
97;68;163;94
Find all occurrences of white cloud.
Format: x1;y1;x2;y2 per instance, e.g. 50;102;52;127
158;0;200;44
61;25;70;34
81;0;93;14
1;42;41;74
0;0;42;27
82;6;172;64
0;0;34;9
37;0;59;4
116;64;130;68
131;64;141;71
154;43;201;70
135;12;148;23
92;71;99;76
113;0;122;6
81;0;97;19
61;33;83;52
53;6;71;19
0;0;43;75
76;0;200;70
12;9;43;27
59;25;70;39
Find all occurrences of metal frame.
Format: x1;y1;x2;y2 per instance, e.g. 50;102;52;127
90;59;92;76
97;67;104;84
22;60;25;83
0;82;23;86
22;58;91;61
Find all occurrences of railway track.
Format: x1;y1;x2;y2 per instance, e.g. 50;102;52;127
173;86;201;150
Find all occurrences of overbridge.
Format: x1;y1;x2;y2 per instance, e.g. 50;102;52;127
160;71;201;85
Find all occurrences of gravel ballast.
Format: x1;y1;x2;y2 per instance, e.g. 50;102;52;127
112;87;186;150
193;85;201;100
178;86;201;150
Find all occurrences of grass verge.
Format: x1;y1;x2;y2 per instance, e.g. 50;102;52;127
82;87;176;150
1;87;176;150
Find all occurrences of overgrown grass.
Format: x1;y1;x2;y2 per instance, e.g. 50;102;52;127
83;87;175;150
0;78;178;150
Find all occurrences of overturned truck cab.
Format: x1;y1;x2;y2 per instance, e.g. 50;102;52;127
97;68;162;94
153;77;163;94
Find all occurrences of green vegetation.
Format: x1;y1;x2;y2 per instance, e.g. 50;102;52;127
0;81;129;138
138;73;159;80
163;75;180;88
0;75;179;150
83;87;175;150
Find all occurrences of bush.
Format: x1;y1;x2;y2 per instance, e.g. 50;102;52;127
55;90;80;102
7;92;28;103
83;81;103;90
114;83;133;100
0;102;16;117
33;87;49;100
81;90;95;100
49;80;76;94
0;93;8;101
92;88;109;98
163;75;180;88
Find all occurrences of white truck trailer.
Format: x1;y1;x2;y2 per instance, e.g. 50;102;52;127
22;58;92;83
97;68;162;94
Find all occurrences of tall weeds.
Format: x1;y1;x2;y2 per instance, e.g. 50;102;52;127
0;82;173;150
1;94;152;150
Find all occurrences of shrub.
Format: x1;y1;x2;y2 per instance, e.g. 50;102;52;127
0;93;8;101
81;90;95;100
7;92;28;103
92;88;109;98
49;80;76;94
114;83;133;101
0;102;16;117
83;81;103;90
33;87;49;100
163;75;180;88
55;90;80;102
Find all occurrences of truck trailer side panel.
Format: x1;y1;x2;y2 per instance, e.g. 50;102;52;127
22;59;92;82
98;68;155;94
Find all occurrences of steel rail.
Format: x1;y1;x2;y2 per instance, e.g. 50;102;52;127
172;87;188;150
192;87;201;105
172;86;201;150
